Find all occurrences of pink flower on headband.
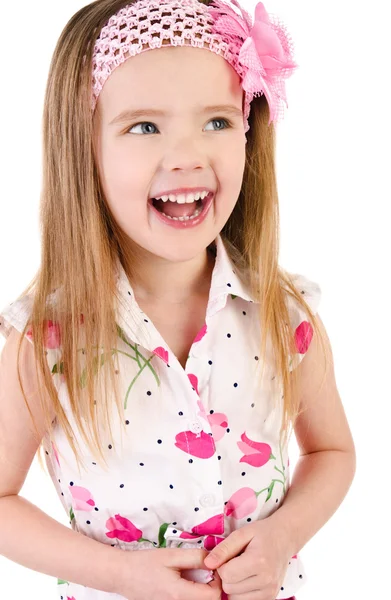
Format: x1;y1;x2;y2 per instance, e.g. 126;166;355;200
209;0;298;124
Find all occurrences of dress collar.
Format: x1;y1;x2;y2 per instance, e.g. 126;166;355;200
207;233;256;305
115;233;256;309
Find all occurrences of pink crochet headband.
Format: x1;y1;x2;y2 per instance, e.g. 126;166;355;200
91;0;298;132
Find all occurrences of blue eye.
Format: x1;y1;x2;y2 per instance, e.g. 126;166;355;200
128;122;158;135
127;118;232;135
205;118;231;131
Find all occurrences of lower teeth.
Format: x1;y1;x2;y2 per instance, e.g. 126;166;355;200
161;204;203;221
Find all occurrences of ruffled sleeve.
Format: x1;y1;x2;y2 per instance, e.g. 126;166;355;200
0;294;63;425
284;273;322;372
0;294;34;344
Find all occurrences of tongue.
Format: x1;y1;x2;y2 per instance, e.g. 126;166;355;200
154;199;200;218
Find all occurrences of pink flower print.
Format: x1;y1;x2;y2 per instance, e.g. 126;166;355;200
225;487;257;519
175;430;216;458
179;531;201;539
193;323;207;343
51;441;60;467
207;412;228;442
204;535;225;551
294;321;314;354
192;514;224;536
237;433;274;467
188;373;199;395
44;320;62;349
153;346;169;363
26;319;62;349
106;514;142;543
179;514;224;545
67;597;77;600
69;485;96;511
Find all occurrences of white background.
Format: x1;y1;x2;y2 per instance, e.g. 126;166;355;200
0;0;389;598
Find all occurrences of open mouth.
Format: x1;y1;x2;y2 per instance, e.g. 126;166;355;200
152;197;203;213
150;192;212;220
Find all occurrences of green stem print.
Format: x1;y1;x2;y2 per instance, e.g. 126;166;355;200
158;522;170;548
255;438;287;501
51;325;161;410
140;522;183;549
123;352;156;410
155;522;186;548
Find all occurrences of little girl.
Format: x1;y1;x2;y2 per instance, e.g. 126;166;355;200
0;1;356;599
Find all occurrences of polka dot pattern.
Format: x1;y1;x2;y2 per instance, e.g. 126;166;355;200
0;233;321;599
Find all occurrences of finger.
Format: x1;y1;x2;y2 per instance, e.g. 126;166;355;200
167;547;209;570
205;530;251;569
221;573;260;596
218;552;256;583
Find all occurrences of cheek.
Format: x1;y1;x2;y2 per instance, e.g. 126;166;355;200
221;138;246;192
98;147;148;229
100;143;144;200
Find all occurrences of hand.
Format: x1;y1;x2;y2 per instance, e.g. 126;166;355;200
203;517;293;600
116;547;222;600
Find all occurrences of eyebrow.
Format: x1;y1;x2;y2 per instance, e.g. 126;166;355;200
109;104;243;125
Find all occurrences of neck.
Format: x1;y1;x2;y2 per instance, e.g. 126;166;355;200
124;244;216;305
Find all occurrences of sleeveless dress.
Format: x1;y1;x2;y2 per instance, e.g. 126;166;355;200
0;233;321;600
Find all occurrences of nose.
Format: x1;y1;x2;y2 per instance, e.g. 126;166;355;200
161;131;207;172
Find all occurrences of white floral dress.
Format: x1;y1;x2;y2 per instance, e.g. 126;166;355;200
0;233;321;600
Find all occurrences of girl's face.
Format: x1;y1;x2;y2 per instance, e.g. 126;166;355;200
94;45;246;270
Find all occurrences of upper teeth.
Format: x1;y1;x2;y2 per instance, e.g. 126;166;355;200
154;190;209;204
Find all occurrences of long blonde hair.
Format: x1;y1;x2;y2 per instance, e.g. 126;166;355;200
13;0;331;474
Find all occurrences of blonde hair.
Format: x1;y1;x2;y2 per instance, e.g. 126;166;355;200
12;0;331;474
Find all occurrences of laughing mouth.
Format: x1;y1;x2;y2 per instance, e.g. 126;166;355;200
150;192;212;219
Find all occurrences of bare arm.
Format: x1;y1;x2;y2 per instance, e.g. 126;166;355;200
269;449;356;555
270;314;356;553
0;494;126;595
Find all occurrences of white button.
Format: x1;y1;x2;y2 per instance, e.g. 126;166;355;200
199;494;216;507
188;420;203;434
